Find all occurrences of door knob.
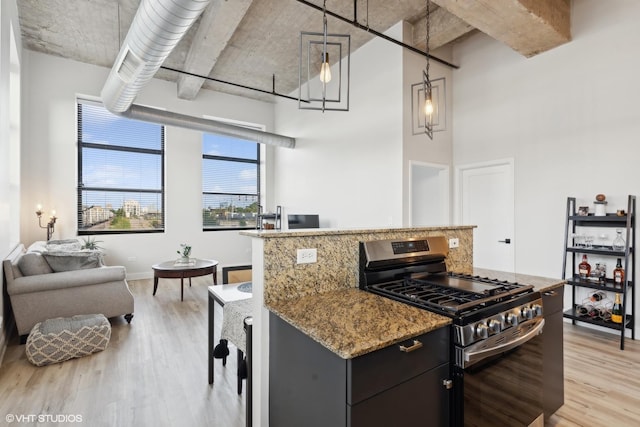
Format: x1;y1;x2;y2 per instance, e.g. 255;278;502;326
498;238;511;244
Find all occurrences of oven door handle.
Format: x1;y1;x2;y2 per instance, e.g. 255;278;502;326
464;318;545;365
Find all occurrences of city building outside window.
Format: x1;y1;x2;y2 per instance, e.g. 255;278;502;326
77;98;165;234
202;132;260;231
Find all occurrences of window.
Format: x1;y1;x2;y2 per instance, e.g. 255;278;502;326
77;99;165;234
202;133;260;230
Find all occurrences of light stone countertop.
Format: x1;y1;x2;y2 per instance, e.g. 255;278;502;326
472;268;565;293
240;225;475;239
266;288;451;359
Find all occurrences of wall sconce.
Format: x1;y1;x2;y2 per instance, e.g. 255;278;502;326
298;0;350;112
36;204;57;241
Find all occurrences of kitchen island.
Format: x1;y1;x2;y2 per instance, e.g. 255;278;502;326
268;288;451;427
267;269;565;426
240;226;566;426
240;225;474;427
267;287;450;359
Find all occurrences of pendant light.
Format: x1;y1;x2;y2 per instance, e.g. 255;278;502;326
299;0;350;112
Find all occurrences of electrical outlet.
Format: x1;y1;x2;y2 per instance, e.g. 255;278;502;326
297;248;317;264
128;256;137;262
449;238;459;249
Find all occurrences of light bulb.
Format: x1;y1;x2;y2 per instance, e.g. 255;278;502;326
319;53;331;83
424;98;434;116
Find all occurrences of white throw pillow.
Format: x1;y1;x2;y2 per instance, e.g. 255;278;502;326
26;241;48;254
45;239;82;252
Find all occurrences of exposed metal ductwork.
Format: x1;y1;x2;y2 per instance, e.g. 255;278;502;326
101;0;296;148
121;104;295;148
102;0;211;113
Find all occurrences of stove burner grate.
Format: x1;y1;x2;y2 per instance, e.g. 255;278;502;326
370;274;533;315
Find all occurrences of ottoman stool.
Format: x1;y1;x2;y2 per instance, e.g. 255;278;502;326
26;314;111;367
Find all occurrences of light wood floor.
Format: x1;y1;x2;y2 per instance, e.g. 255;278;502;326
0;277;639;426
0;277;245;427
548;324;640;426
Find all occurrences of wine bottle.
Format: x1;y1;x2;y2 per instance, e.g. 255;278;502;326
590;291;606;302
613;258;625;288
578;254;591;279
611;293;623;324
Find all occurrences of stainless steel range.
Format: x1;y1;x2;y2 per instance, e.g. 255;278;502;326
359;236;545;427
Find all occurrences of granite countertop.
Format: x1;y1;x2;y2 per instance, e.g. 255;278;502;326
472;268;565;293
240;225;475;239
267;288;451;359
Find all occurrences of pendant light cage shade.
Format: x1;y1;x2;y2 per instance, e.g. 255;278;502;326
298;31;350;111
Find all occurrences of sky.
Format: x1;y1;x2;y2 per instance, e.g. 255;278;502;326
80;103;259;212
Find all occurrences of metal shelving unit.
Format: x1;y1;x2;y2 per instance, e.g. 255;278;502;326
256;205;282;230
562;195;636;350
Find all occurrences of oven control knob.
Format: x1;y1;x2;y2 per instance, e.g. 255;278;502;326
475;323;489;339
521;306;534;320
505;313;519;327
488;319;502;334
532;304;543;317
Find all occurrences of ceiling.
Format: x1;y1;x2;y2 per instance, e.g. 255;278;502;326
16;0;571;103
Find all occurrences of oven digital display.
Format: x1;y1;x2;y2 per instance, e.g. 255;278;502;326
391;240;430;254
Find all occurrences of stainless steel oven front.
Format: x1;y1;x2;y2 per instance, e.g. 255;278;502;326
453;316;545;427
359;237;546;427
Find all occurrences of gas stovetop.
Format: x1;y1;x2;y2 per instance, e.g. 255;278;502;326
360;237;545;353
367;272;534;317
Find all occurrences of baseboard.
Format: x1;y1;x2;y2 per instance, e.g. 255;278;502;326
126;272;154;281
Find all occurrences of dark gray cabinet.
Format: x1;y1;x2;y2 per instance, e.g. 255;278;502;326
269;313;451;427
542;286;564;420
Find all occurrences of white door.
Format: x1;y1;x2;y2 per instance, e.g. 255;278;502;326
410;162;450;226
457;160;515;272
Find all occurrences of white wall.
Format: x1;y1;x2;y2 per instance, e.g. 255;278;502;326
453;0;640;277
21;51;277;278
0;0;22;359
452;0;640;327
273;21;455;229
273;23;405;229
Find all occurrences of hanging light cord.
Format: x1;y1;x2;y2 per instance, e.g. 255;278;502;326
425;0;430;81
366;0;370;31
321;0;328;111
322;0;328;60
423;0;434;138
